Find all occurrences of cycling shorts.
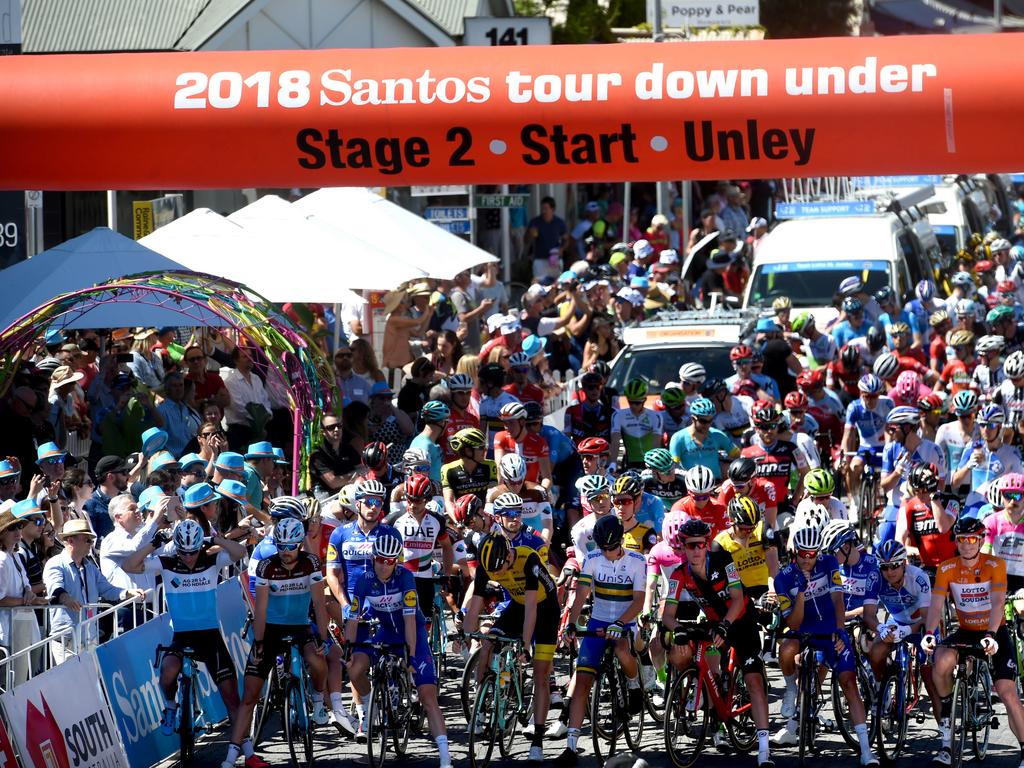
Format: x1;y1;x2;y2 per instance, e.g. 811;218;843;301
720;617;764;675
354;625;437;687
246;623;317;679
578;617;636;676
415;577;438;620
941;627;1017;682
783;630;855;676
493;597;558;663
169;630;235;685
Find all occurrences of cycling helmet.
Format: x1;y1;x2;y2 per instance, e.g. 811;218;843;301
269;496;308;521
523;401;543;422
452;494;484;525
580;371;603;389
689;397;717;419
797;369;825;391
929;309;950;328
728;457;758;485
613;474;643;498
841;296;863;314
479;362;507;385
1005;350;1024;379
354;479;387;499
821;520;858;554
338;484;358;515
479;534;511;572
452;427;487;452
403;447;430;469
951;516;985;537
772;296;793;311
421;400;451;423
499;402;528;421
872;352;900;380
404;473;433;501
301;496;321;520
751;401;782;428
580;474;611;500
685;465;716;495
951;389;979;415
889;321;911;336
991;237;1012;253
840;345;861;369
578;437;610;456
798;503;830;534
730;344;754;363
876;539;908;565
1002;473;1024;493
918;393;945;414
979;403;1006;424
908;463;939;493
948;330;975;348
623;378;649;402
950;271;974;288
492;492;524;515
977;334;1006;355
886;406;919;425
660;386;687;408
361;441;388;471
589;361;612;380
728;495;761;527
678;362;707;384
373;531;404;559
987;477;1006;508
791;525;824;552
173;519;205;553
874;286;895;305
644;448;675;474
954;298;976;318
662;509;686;543
610;242;632;257
447;373;474;391
915;280;935;301
1012;245;1024;261
274;518;306;548
895;371;922;401
593;514;625;550
679;519;712;541
700;378;728;398
509;352;532;368
784;391;809;411
791;312;814;334
987;305;1015;325
858;373;883;395
866;325;886;353
498;454;527;484
804;467;836;496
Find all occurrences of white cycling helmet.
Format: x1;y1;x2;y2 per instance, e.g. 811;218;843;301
447;373;474;391
173;519;204;553
492;492;524;514
977;334;1006;355
498;454;528;484
274;518;306;548
1005;350;1024;379
499;401;529;421
509;352;532;368
678;362;707;385
685;464;716;495
355;479;387;499
795;503;830;535
873;352;900;380
791;524;823;552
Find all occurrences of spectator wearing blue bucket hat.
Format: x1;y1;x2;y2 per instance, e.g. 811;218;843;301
182;482;223;535
34;442;68;518
245;442;277;504
215;479;260;540
0;459;20;504
212;451;263;513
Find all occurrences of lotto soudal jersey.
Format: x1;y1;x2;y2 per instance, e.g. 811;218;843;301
255;552;323;626
326;521;402;599
141;549;233;632
741;437;807;502
384;508;450;578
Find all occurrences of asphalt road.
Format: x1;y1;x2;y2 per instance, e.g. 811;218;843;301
164;654;1023;768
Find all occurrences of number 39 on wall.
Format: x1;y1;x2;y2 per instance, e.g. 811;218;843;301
0;223;17;248
462;17;552;48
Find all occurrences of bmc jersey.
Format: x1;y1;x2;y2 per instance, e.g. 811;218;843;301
255;552;323;626
493;430;549;483
716;477;778;513
141;549;232;632
983;512;1024;577
838;551;881;612
877;563;931;626
933;555;1007;631
776;554;844;634
895;496;956;567
578;549;647;623
845;396;895;448
564;400;614;444
741;438;807;501
350;568;424;636
668;550;749;623
384;508;450;577
326;521;402;599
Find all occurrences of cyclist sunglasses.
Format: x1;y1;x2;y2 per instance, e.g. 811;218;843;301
796;548;819;559
361;497;384;508
880;562;905;571
690;493;711;501
587;493;611;505
612;495;636;506
498;508;521;518
276;542;301;552
375;555;399;566
692;417;713;425
980;422;1001;429
684;540;708;550
956;534;983;546
1003;490;1024;502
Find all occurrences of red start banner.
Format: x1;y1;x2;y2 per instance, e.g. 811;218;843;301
0;33;1020;189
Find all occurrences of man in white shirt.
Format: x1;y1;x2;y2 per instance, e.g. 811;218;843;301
220;347;273;452
99;494;166;628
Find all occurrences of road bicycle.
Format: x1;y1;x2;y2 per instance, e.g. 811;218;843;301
575;627;645;764
466;630;531;768
943;641;997;768
427;572;451;689
153;645;214;765
353;618;416;768
876;631;927;761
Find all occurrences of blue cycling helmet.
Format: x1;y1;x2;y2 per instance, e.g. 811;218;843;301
421;400;451;424
842;296;863;314
876;539;907;565
689;397;716;419
979;403;1006;424
916;280;935;301
857;373;883;395
951;390;979;416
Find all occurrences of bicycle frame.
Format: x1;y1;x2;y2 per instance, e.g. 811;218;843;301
688;638;751;722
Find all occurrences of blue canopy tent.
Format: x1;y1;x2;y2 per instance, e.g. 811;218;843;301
0;227;227;331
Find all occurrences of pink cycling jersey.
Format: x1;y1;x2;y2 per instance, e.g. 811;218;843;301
646;540;683;581
984;511;1024;578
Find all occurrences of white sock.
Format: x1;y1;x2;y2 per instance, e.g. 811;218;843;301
758;729;769;755
567;727;580;752
330;692;345;712
312;691;324;706
358;702;367;722
436;735;450;764
223;743;241;766
626;674;640;689
940;718;951;748
241;739;254;758
854;722;871;755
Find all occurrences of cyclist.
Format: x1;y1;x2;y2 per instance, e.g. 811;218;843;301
717;456;780;532
953;403;1022;516
713;495;779;602
664;518;774;768
246;496;310;599
982;472;1024;592
821;522;880;629
361;441;403;502
795;467;848;526
868;540;940;717
772;526;879;766
410;401;450;484
671;465;729;536
938;329;977;395
669;396;740;479
494;401;552;489
609;378;663;469
742;401;810;510
644;511;689;682
448;494;491;582
440;427;497;514
570;474;613;557
464;534;559;765
344;531;452;768
478;362;521;454
991;349;1024;439
842;373;893;512
491;491;551;567
895;463;957;575
612;472;666;539
612;477;658;555
441;373;480;462
223;519;331;768
726;344;777;401
918;392;946;443
879;405;947;543
557;515;647;768
488;454;553;544
829;344;867;405
923;516;1024;767
832;296;871;348
124;520;249;746
928;309;952;371
504;351;545;405
703;378;753;445
388;448;439;516
936;390;980;492
641;447;687;509
658;382;691;440
973;334;1007;397
564;370;614;446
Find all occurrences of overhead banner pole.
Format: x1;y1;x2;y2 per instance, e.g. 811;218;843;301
0;34;1020;190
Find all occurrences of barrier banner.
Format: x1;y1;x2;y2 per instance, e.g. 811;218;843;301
216;577;253;690
0;33;1021;189
0;651;129;768
0;705;20;768
94;614;227;767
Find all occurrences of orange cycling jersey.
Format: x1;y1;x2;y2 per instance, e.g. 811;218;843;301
933;555;1007;631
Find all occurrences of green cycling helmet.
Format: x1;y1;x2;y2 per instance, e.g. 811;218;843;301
623;378;649;402
660;386;686;408
987;305;1015;325
689;397;716;419
790;311;813;334
804;467;836;497
644;448;675;474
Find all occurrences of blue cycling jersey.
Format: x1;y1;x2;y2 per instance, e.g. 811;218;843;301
409;433;443;484
725;372;780;402
776;554;843;634
832;320;871;349
247;534;278;599
351;567;425;637
669;427;737;480
838;551;880;612
541;424;576;466
845;396;894;448
881;438;946;514
877;563;931;625
636;492;666;533
254;552;323;627
326;521;402;600
142;549;232;632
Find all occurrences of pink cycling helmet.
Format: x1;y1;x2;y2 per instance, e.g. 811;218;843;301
895;370;922;401
662;509;686;544
1003;473;1024;493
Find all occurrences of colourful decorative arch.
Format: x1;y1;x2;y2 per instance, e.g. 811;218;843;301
0;271;336;493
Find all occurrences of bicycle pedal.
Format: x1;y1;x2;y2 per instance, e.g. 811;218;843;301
915;714;927;724
991;717;999;730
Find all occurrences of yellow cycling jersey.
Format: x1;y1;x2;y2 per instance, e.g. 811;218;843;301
622;521;658;555
712;521;769;589
473;544;556;605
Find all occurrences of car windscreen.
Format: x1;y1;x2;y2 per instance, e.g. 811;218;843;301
608;345;735;394
930;224;959;259
748;259;890;309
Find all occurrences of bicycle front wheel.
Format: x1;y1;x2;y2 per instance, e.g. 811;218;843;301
949;675;968;768
876;668;907;761
725;663;763;753
284;676;314;768
621;666;644;753
460;645;481;724
469;674;498;768
590;666;619;763
179;674;195;764
971;664;992;761
250;670;277;747
366;683;388;768
798;658;820;767
663;667;708;768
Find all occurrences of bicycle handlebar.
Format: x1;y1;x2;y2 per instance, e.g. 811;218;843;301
153;643;197;669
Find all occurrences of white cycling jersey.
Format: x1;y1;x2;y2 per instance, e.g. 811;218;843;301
877;563;931;625
578;548;647;623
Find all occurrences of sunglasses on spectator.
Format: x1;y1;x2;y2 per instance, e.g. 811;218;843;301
40;457;63;466
956;534;982;546
375;555;399;566
26;515;45;527
0;476;18;486
201;430;225;437
322;423;342;432
684;540;707;550
880;562;905;572
797;549;819;559
276;542;301;552
1003;490;1023;502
